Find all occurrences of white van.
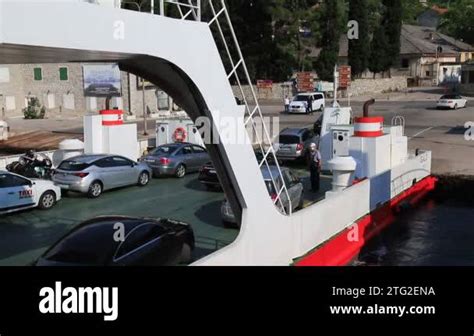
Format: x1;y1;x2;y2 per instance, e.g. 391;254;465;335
288;92;325;114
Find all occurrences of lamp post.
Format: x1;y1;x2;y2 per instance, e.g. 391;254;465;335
142;77;148;136
435;46;443;86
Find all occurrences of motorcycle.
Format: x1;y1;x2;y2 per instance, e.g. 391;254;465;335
6;150;53;179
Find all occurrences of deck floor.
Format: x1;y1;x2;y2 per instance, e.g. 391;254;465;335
0;166;331;265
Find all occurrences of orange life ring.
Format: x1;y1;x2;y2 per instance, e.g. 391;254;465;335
173;127;187;143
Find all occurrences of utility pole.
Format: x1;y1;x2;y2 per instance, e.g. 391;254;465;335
142;77;148;136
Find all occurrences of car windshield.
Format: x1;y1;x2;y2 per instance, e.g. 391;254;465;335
58;160;91;171
150;145;180;156
294;95;309;102
279;135;300;144
441;95;458;99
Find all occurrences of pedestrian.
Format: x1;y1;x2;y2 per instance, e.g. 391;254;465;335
284;95;290;113
307;95;313;115
308;143;322;192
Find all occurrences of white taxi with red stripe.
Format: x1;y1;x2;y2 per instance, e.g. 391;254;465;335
0;171;61;214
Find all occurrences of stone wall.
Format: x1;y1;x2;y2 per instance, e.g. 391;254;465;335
233;76;408;101
0;63;131;118
348;76;408;97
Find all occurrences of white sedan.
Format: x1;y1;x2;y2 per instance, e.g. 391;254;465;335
0;171;61;214
437;94;468;109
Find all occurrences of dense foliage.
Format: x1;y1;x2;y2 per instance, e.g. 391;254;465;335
124;0;472;80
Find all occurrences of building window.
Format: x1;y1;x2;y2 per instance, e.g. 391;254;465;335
33;67;42;81
401;59;409;68
426;71;431;77
59;67;68;81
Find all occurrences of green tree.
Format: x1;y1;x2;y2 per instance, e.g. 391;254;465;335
270;0;321;73
401;0;426;24
315;0;344;81
368;22;389;77
384;0;403;72
438;0;474;45
348;0;370;78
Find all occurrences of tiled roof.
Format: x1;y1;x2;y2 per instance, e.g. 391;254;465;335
310;24;474;58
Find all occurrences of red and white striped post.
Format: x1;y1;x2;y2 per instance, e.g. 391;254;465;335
99;109;124;126
354;116;384;137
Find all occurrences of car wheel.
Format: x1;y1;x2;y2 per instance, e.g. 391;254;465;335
175;164;186;178
87;181;103;198
137;171;150;186
38;191;56;210
320;105;325;111
180;243;192;264
454;104;458;110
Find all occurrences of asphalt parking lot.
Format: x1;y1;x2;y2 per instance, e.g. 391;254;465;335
0;174;232;266
261;97;474;175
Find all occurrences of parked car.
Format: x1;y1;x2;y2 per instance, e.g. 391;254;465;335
198;162;221;190
221;166;304;227
288;92;325;114
141;143;210;178
0;171;61;214
274;128;319;162
437;94;467;109
52;154;152;198
34;216;195;266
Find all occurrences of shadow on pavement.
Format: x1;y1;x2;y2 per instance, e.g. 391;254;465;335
194;200;225;228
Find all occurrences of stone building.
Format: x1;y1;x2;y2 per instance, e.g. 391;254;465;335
0;63;176;119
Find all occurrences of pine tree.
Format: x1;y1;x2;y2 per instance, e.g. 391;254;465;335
348;0;370;78
368;23;389;78
383;0;403;72
314;0;343;81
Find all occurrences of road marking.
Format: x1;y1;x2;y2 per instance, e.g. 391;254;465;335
409;127;435;139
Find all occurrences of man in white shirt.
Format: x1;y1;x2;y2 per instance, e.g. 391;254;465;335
284;96;290;113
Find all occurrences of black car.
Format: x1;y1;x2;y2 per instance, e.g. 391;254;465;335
198;162;221;190
34;216;195;266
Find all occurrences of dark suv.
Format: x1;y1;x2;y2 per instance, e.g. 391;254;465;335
274;128;319;161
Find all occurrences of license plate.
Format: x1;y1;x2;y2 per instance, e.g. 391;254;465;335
209;170;217;174
280;147;291;152
145;159;155;163
58;184;69;189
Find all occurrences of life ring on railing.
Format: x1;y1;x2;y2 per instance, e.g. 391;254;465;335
173;127;187;143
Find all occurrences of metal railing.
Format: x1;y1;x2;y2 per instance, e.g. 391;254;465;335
391;116;406;136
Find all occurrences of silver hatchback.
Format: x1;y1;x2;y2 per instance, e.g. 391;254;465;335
52;154;152;198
